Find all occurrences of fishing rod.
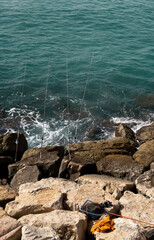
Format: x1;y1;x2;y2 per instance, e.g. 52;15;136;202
40;62;50;159
74;54;94;142
66;57;71;161
14;62;27;162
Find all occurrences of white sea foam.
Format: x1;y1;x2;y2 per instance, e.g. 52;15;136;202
111;117;153;132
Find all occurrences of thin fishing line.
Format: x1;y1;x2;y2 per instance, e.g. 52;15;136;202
14;61;27;162
40;62;50;159
66;57;71;161
74;54;94;142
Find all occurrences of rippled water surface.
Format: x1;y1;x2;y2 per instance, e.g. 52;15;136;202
0;0;154;147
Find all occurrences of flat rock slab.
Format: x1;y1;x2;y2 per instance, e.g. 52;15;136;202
19;177;77;195
19;210;87;240
77;174;135;196
0;184;16;208
0;214;21;240
21;225;60;240
95;218;146;240
5;187;64;219
96;155;144;181
119;191;154;228
135;169;154;198
65;183;120;214
133;139;154;167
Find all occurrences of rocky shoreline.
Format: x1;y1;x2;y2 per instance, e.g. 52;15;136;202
0;122;154;240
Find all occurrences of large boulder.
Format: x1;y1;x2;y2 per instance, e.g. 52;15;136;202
77;174;135;199
95;218;146;240
119;191;154;228
10;165;41;192
135;168;154;198
8;146;64;180
115;123;135;141
19;210;87;240
136;122;154;145
0;132;28;160
96;155;144;181
59;138;136;179
0;184;16;208
5;186;64;219
0;156;14;179
133;139;154;167
0;210;21;240
65;183;120;215
21;225;60;240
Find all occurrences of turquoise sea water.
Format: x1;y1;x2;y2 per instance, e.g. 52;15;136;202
0;0;154;148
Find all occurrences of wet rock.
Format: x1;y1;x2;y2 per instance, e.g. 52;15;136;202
96;155;144;181
5;186;64;219
19;210;87;240
133;139;154;167
10;165;41;192
95;218;146;240
0;132;28;160
59;138;136;179
9;146;64;179
0;109;5;118
21;225;60;240
65;183;120;215
0;184;16;208
115;123;135;141
0;156;14;179
120;191;154;228
0;213;21;240
135;168;154;198
77;174;135;199
136;122;154;145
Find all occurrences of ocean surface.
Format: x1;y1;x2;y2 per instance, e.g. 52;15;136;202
0;0;154;148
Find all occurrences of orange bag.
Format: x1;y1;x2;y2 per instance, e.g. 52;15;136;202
90;214;114;234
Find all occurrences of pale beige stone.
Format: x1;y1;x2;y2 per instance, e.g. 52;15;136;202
19;210;87;240
5;187;64;219
21;225;60;240
120;191;154;228
95;218;146;240
77;174;135;199
0;214;21;240
65;183;120;214
0;184;16;207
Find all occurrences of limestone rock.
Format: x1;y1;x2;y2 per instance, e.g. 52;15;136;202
133;139;154;167
77;174;135;199
0;132;28;160
65;183;120;215
5;187;64;219
10;165;41;192
119;191;154;228
135;169;154;198
0;184;16;208
96;155;144;181
21;225;60;240
0;214;21;240
60;138;136;179
0;207;7;218
9;146;64;179
136;122;154;145
18;177;77;195
115;123;135;141
0;156;14;179
95;218;146;240
19;210;87;240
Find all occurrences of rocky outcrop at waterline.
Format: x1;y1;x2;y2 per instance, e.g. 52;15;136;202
0;122;153;240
